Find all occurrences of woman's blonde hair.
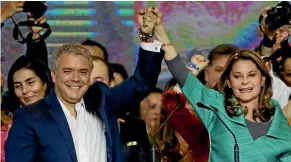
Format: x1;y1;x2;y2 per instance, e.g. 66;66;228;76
216;49;274;122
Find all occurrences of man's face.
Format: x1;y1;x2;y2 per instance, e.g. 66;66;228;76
90;60;110;86
52;53;91;105
140;92;162;135
204;55;230;88
83;45;105;59
282;58;291;87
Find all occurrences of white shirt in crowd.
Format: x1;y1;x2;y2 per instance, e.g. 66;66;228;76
58;98;107;162
269;67;291;108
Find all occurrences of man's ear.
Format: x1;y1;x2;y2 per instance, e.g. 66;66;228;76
51;71;56;84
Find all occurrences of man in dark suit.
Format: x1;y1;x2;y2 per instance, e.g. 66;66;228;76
5;43;164;162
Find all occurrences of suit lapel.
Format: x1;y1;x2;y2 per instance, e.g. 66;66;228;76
46;91;78;162
99;99;113;162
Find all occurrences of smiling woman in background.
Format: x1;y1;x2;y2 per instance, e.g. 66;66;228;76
6;56;52;112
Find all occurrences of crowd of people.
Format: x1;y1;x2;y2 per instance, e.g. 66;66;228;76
1;1;291;162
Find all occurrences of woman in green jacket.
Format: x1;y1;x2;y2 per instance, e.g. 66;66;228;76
138;6;291;162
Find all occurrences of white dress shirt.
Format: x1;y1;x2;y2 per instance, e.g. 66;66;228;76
58;98;107;162
140;40;163;52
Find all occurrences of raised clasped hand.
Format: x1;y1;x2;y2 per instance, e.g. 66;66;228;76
187;54;209;74
137;7;159;34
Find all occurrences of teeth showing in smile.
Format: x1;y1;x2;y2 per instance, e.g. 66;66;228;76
70;86;80;89
24;96;35;101
240;88;253;93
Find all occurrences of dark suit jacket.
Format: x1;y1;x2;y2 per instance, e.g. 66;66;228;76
5;48;164;162
120;115;151;162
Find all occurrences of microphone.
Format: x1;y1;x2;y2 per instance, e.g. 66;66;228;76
125;112;143;121
151;103;181;162
197;102;240;162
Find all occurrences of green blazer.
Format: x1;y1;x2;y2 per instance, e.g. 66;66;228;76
181;72;291;162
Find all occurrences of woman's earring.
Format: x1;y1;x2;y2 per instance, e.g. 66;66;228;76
224;80;231;88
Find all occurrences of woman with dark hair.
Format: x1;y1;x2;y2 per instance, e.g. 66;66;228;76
1;56;51;162
7;55;52;112
1;9;50;161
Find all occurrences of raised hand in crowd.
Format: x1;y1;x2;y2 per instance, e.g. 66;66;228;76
1;1;24;24
28;13;47;40
260;6;291;40
259;6;291;56
258;5;291;110
188;54;209;76
138;8;157;34
137;7;171;45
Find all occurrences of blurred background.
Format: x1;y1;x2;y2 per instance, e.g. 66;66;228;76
1;1;279;89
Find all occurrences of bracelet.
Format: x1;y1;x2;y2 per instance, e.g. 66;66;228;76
138;28;154;42
188;63;201;72
161;42;172;48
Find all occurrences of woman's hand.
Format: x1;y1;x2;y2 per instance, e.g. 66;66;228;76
1;1;24;23
137;8;157;34
137;7;171;44
28;14;47;40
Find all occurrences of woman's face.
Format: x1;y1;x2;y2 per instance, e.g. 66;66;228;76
227;60;265;104
13;68;47;106
282;58;291;86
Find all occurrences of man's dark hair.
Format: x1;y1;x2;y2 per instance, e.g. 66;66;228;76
151;87;163;94
91;56;114;81
81;39;109;61
110;63;128;80
164;78;178;92
208;44;239;65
